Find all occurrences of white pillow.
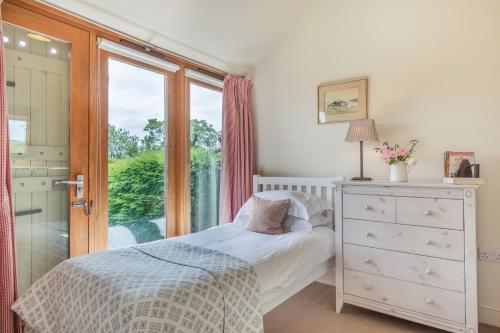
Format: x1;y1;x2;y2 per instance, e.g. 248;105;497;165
308;211;332;227
237;191;332;221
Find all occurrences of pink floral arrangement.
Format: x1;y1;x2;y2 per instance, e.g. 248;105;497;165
374;140;418;165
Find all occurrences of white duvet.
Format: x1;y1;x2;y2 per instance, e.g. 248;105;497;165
176;216;335;295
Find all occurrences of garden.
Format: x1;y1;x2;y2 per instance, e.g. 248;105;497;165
108;118;221;245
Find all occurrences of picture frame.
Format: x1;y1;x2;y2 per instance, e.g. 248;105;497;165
318;77;367;124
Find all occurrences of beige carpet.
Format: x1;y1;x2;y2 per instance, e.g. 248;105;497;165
264;283;500;333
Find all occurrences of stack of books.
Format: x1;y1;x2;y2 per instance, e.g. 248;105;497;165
443;151;483;185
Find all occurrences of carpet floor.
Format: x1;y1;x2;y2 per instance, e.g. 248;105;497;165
264;283;499;333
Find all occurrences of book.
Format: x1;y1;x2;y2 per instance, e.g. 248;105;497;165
443;177;484;185
444;151;475;177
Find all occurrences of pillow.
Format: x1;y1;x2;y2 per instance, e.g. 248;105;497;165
238;191;332;221
283;212;331;232
245;196;290;235
283;216;312;232
308;211;332;227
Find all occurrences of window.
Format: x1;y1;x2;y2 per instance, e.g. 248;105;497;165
107;58;167;249
189;82;223;232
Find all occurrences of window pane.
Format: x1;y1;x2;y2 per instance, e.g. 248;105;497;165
189;83;223;233
107;59;166;249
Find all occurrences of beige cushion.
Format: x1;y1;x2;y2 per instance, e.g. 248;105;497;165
245;196;290;235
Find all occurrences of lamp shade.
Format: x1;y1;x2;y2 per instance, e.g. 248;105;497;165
345;119;379;143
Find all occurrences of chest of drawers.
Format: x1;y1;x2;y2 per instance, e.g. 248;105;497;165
334;181;479;333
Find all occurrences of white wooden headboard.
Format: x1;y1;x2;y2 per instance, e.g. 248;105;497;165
252;175;344;209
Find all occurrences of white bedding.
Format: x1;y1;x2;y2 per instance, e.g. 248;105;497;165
176;216;335;295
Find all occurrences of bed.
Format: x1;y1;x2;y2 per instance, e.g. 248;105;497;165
12;175;339;333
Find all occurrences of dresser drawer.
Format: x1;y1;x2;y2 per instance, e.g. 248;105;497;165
343;194;396;223
343;219;464;261
397;197;463;230
344;269;465;323
343;244;465;292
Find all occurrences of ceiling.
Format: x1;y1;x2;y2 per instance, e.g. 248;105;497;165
40;0;317;73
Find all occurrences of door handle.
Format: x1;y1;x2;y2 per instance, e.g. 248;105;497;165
54;174;84;198
72;199;93;217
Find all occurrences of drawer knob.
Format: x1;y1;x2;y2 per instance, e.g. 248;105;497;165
425;298;434;305
364;205;371;211
364;258;373;264
423;210;432;216
364;284;372;290
365;232;373;237
425;239;433;245
424;268;432;275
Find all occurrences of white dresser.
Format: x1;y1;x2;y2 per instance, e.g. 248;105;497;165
333;181;480;333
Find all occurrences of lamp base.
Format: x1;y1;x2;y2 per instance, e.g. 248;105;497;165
351;176;372;181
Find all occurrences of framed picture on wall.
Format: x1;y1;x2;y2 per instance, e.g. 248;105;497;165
318;77;367;124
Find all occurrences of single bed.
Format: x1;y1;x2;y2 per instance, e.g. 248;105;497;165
12;175;340;333
177;175;338;314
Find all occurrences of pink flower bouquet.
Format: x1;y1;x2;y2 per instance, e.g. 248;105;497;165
374;140;418;165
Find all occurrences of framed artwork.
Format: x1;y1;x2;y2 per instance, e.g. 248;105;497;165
318;77;367;124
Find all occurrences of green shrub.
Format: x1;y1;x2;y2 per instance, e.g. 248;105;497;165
190;147;221;232
107;118;222;242
108;151;165;226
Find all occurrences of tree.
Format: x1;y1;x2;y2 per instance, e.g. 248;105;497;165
142;119;165;151
108;125;140;159
190;119;221;152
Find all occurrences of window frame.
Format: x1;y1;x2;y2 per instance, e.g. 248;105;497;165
97;50;177;249
184;78;223;234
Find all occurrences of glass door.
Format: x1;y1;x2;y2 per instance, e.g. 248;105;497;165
3;3;90;294
99;51;170;250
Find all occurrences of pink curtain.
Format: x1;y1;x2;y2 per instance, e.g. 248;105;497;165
220;75;254;224
0;10;21;333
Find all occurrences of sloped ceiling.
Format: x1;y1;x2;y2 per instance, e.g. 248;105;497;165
39;0;318;73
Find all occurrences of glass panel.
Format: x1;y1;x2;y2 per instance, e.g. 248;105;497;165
107;58;166;249
189;83;223;233
4;22;71;294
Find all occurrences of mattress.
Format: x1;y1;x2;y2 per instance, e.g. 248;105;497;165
176;217;335;296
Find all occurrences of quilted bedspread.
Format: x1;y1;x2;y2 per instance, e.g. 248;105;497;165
12;240;263;333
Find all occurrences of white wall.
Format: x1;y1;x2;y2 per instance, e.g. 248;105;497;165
253;0;500;326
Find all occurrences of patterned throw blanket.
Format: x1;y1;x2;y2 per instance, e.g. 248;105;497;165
12;241;263;333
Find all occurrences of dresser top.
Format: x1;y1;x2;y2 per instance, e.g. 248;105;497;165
332;180;480;189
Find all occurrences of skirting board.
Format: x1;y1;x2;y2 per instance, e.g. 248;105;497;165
479;304;500;328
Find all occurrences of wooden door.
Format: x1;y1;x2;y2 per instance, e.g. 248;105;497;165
2;2;90;293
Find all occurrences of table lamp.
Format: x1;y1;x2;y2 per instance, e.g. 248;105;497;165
345;119;379;181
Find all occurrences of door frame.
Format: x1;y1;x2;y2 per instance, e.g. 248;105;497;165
2;2;91;257
97;50;178;250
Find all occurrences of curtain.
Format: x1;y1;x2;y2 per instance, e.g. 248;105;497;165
0;9;21;333
220;75;254;224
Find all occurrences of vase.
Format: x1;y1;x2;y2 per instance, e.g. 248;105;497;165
390;161;408;182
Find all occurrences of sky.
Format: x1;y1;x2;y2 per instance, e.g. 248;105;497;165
108;59;222;140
